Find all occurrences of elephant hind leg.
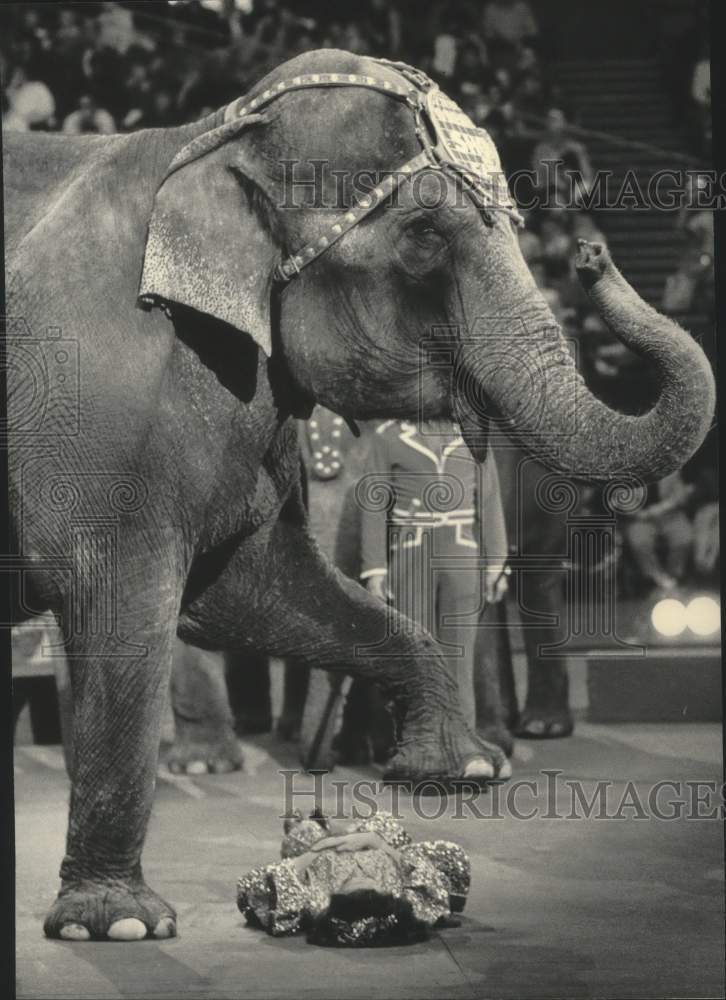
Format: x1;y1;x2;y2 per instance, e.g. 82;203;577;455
166;640;244;775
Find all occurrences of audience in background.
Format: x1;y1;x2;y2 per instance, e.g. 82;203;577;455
3;64;56;129
662;173;715;319
481;0;538;61
62;92;115;133
689;37;711;156
655;0;709;156
531;107;594;205
0;2;554;142
621;472;695;592
662;247;714;316
687;430;720;581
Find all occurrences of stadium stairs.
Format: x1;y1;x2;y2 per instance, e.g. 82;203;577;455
553;56;701;309
535;44;720;724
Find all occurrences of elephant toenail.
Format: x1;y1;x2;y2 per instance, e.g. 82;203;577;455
153;917;176;939
463;757;494;779
108;918;148;941
167;760;183;774
185;760;209;775
498;759;513;780
60;923;90;941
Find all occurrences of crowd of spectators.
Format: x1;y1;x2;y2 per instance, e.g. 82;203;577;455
2;0;716;596
655;2;714;326
1;2;567;136
655;0;710;158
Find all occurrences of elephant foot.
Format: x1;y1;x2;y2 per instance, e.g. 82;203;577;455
165;719;243;775
477;725;514;758
515;708;574;740
383;713;511;788
44;877;176;942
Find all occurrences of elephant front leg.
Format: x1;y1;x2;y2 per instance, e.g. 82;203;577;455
44;589;180;942
183;521;511;784
166;640;243;775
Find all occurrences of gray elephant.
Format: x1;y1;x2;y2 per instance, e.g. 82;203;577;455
6;50;714;945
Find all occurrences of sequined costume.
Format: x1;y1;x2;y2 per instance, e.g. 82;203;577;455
237;811;470;942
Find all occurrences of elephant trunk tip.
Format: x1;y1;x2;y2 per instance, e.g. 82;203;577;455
574;240;611;291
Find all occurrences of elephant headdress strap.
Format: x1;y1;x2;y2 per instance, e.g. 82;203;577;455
221;58;523;284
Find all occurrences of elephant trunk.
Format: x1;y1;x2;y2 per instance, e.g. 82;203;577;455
457;241;715;484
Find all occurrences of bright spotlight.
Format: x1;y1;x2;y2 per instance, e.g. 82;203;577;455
685;596;720;637
650;598;687;637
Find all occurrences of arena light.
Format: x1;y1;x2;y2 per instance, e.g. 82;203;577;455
650;598;687;637
685;596;720;637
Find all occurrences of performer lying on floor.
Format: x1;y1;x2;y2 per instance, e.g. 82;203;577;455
237;810;470;946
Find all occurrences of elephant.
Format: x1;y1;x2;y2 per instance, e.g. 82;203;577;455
6;49;715;945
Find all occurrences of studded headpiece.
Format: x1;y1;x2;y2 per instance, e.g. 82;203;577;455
217;58;522;284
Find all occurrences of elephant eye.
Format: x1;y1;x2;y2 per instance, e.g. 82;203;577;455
406;217;443;246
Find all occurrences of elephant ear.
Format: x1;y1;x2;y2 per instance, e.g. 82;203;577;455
138;115;278;357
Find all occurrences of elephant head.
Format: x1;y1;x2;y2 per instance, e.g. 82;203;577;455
139;49;715;483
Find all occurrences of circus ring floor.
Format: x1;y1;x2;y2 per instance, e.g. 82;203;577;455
14;718;724;1000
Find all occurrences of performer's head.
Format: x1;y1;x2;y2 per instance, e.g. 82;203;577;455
307;890;429;947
